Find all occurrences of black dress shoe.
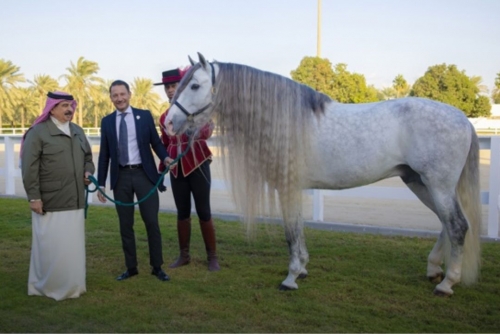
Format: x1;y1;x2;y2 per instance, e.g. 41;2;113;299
151;268;170;281
116;269;138;281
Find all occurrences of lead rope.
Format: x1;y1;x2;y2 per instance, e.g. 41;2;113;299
84;136;193;218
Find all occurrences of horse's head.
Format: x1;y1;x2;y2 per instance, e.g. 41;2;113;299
165;52;217;135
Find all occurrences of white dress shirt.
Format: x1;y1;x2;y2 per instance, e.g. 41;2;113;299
115;106;141;165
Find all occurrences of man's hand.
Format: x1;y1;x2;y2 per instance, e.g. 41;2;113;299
97;188;107;203
164;157;176;170
84;171;92;186
29;200;44;215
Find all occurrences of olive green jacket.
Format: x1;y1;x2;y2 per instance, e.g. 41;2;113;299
21;119;95;212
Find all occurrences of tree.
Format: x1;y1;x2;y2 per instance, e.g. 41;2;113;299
492;72;500;104
471;95;492;118
290;57;334;94
330;63;379;103
61;57;103;126
366;85;381;103
30;74;59;114
88;80;114;127
0;59;25;127
392;74;410;98
410;64;490;117
158;101;170;115
470;75;489;95
130;78;162;117
291;57;380;103
10;87;37;128
380;87;396;100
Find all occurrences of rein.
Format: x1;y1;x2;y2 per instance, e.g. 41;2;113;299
83;136;193;218
173;62;216;122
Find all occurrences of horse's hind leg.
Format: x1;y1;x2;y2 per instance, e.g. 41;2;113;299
427;231;446;283
403;178;445;282
428;192;469;296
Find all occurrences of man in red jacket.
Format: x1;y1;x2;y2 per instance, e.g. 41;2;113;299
155;68;220;271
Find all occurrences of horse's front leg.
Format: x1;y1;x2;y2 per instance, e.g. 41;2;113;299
279;218;309;290
298;226;309;279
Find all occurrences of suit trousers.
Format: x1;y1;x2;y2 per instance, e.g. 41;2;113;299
113;167;163;269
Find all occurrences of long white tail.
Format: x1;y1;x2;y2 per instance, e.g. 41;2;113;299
456;128;481;285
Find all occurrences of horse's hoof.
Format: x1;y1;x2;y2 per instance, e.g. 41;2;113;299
428;273;444;284
298;273;308;279
278;284;296;291
433;288;452;297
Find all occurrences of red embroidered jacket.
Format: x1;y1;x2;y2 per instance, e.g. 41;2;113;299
158;110;213;177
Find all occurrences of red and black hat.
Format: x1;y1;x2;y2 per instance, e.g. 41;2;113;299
154;69;181;86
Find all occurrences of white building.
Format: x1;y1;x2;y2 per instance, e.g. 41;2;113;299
491;104;500;117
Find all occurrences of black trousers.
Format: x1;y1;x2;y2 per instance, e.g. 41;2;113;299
170;160;212;221
113;167;163;269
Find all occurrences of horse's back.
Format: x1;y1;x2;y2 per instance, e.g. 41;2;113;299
306;97;473;189
326;97;470;132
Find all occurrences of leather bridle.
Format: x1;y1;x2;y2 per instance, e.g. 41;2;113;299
173;62;216;122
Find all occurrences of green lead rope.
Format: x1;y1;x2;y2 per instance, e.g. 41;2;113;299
84;138;192;218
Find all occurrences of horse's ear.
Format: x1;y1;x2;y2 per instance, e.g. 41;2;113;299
188;55;195;66
198;52;207;69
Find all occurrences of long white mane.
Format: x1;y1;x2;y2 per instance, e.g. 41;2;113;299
212;62;332;230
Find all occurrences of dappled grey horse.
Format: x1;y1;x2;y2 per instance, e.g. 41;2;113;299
165;53;481;296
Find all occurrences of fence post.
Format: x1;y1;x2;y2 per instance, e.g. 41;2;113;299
312;189;324;221
5;136;16;195
488;137;500;238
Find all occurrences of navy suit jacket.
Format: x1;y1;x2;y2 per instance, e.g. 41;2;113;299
97;107;168;191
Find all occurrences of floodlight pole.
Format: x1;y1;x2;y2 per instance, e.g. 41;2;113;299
317;0;322;57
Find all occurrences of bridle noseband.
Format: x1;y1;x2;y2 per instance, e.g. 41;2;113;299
173;62;216;122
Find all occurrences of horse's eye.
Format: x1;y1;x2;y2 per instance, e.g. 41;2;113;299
191;83;200;90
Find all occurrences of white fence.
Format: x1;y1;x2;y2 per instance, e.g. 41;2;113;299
0;127;102;135
1;135;499;239
1;122;499;135
468;118;500;135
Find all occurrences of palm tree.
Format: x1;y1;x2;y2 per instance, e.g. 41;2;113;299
10;87;37;128
89;80;114;127
392;74;410;98
380;87;396;100
130;78;162;117
492;72;500;104
470;75;489;95
158;101;170;114
30;74;60;113
0;59;25;128
60;57;102;126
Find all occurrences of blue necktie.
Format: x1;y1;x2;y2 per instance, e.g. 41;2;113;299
119;113;129;166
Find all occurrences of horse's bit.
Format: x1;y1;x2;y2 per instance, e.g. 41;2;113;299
173;62;216;122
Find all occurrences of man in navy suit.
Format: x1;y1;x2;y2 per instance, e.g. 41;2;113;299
97;80;170;282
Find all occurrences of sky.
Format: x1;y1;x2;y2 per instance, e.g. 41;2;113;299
1;0;499;100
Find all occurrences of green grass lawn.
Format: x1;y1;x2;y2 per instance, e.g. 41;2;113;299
1;197;499;333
